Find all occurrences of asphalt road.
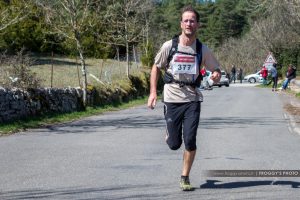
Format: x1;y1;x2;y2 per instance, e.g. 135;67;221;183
1;83;300;200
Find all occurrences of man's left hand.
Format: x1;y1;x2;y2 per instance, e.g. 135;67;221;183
211;70;221;83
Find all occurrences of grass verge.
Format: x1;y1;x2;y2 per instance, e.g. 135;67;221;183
0;96;149;136
257;80;300;99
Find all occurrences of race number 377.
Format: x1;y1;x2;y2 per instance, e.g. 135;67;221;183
172;55;196;74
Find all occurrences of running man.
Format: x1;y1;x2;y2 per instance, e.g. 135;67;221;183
147;5;221;191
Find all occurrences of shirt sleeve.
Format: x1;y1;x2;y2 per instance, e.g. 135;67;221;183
154;40;172;69
201;44;220;72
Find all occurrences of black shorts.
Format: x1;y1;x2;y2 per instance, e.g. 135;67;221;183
164;101;201;151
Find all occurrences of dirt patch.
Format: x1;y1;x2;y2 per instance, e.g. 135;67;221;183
284;104;300;116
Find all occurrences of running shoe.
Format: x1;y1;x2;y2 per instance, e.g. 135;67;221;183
180;176;194;191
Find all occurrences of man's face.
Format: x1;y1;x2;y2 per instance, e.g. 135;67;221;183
181;11;199;37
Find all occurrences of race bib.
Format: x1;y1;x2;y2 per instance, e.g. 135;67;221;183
172;54;197;74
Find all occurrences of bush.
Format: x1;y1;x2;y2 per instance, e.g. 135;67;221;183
141;41;155;68
0;49;42;89
275;47;300;78
89;72;150;107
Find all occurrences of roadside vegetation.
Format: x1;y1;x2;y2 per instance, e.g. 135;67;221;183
1;1;299;78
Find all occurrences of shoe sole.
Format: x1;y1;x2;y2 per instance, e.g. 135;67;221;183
180;183;195;191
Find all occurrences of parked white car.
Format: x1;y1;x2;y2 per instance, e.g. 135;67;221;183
243;71;263;83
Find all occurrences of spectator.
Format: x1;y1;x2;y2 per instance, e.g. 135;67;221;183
230;65;236;83
260;65;268;85
270;63;278;91
282;64;297;90
238;68;243;83
200;66;207;77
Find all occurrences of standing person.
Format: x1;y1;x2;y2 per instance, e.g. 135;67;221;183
238;68;243;83
200;66;207;77
282;64;297;90
147;5;221;191
230;65;236;83
270;63;278;91
260;65;268;85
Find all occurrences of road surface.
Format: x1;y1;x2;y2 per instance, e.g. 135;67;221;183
1;83;300;199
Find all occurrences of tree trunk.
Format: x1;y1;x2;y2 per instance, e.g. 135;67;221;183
116;46;120;62
75;31;87;107
125;28;130;77
126;41;129;78
145;19;150;67
133;45;137;63
124;5;130;78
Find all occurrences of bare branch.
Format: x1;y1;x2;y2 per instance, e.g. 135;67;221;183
0;0;30;31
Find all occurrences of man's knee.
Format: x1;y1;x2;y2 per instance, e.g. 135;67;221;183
169;145;181;150
185;145;197;151
167;140;182;150
184;139;197;151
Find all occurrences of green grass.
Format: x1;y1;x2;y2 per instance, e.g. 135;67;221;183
0;96;149;136
256;79;283;89
285;88;300;100
1;56;144;88
30;57;143;88
257;79;300;100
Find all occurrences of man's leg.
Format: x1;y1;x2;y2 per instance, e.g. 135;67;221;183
263;78;267;85
182;101;200;175
180;101;200;191
180;150;196;191
164;103;183;150
182;150;196;176
282;79;288;89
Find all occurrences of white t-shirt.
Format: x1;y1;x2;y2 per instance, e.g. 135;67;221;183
154;39;220;102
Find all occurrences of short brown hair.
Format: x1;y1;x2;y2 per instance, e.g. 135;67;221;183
181;5;200;22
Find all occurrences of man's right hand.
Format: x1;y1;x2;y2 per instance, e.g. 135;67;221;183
147;93;157;109
148;64;160;110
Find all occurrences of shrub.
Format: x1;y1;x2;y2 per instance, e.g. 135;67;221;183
89;72;150;107
0;49;42;89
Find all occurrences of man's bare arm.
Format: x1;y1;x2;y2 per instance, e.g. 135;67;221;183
147;65;160;109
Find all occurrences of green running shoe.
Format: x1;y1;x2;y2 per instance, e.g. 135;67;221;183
180;176;194;191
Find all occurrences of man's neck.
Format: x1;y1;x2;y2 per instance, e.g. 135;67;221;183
179;34;196;46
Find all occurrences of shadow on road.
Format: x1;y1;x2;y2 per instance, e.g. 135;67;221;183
33;115;286;135
39;115;166;134
200;180;300;189
199;116;285;130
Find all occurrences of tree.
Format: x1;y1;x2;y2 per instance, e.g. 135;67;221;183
101;0;151;77
1;4;46;53
202;0;247;48
141;1;155;68
36;0;102;107
284;0;300;35
0;0;30;32
215;0;300;75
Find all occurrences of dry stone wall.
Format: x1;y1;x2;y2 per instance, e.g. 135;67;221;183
0;73;151;124
0;87;84;123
